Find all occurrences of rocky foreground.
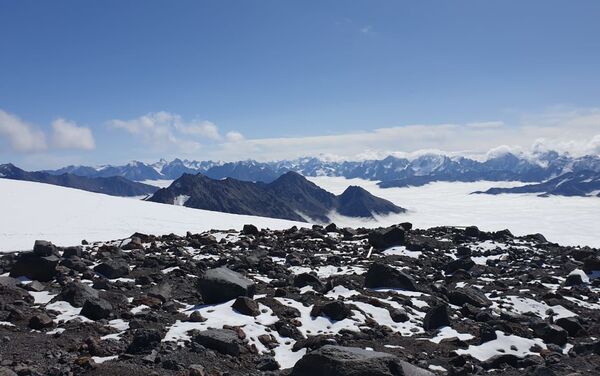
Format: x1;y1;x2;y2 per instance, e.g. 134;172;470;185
0;224;599;375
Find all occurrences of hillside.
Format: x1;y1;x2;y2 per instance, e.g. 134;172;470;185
148;171;405;222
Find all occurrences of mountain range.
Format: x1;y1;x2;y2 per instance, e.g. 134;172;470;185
0;163;158;197
42;151;600;188
476;170;600;197
147;171;405;222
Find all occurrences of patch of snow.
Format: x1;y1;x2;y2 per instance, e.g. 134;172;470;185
427;326;474;344
455;331;546;361
140;179;173;188
382;246;422;258
568;269;590;284
29;291;56;304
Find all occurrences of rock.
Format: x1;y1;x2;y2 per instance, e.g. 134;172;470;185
390;308;410;323
9;252;59;282
191;329;243;356
148;282;172;303
53;282;99;307
94;259;130;279
532;322;568;346
242;224;259;236
444;257;475;273
294;273;323;289
291;345;434;376
583;256;600;273
122;237;143;250
81;298;113;320
555;317;586;337
0;367;18;376
564;273;585;286
310;301;352;321
188;311;207;322
368;226;406;249
232;296;260;316
423;304;450;331
364;262;418;291
28;313;53;329
62;246;83;258
33;240;58;256
447;287;492;308
127;329;163;354
256;356;279;371
198;267;255;304
188;364;206;376
464;226;480;238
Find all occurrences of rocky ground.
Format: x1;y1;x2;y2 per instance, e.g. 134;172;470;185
0;223;599;375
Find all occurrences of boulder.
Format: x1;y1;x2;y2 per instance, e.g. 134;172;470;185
291;345;434;376
446;287;492;308
444;257;475;273
127;329;163;354
555;317;586;337
9;253;59;282
310;301;352;321
423;304;450;331
192;329;243;356
583;256;600;273
28;313;53;329
364;262;418;291
53;282;99;307
94;259;130;279
232;296;260;316
532;322;568;346
242;224;259;236
198;267;255;304
33;240;58;256
81;298;113;320
294;273;323;289
148;282;172;303
368;227;406;249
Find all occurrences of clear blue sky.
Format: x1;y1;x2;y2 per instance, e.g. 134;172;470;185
1;1;600;168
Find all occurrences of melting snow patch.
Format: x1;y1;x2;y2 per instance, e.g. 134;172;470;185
455;331;546;361
92;355;118;364
325;285;360;299
29;291;56;304
173;195;190;206
45;301;90;323
382;246;422;258
427;326;474;344
492;295;576;320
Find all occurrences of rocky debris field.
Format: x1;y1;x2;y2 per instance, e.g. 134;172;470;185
0;223;599;375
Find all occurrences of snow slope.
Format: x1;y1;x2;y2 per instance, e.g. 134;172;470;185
309;177;600;248
0;179;305;252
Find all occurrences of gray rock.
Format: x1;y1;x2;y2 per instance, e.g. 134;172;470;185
232;296;260;316
52;282;99;307
291;345;434;376
368;227;405;249
9;253;59;282
423;304;450;331
446;287;492;308
198;267;255;304
94;259;130;279
81;298;113;320
192;329;243;356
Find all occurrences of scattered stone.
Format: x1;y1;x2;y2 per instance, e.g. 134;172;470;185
231;296;260;316
364;262;418;291
198;267;255;304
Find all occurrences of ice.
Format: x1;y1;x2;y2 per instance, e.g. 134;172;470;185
382;246;422;258
427;326;474;344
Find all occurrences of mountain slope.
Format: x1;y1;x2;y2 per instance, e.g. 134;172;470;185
0;164;158;197
0;179;303;251
475;170;600;197
148;171;405;222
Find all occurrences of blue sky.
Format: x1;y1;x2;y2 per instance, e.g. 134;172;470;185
1;1;600;168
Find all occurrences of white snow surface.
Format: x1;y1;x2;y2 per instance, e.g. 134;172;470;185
140;179;174;188
308;177;600;247
0;179;305;251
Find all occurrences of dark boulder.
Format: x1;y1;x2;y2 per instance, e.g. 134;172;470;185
310;301;352;321
232;296;260;316
447;287;492;308
294;273;323;289
291;345;434;376
191;329;243;356
81;298;113;320
555;317;586;337
52;282;99;307
148;282;172;303
28;313;54;329
444;257;475;274
94;259;130;279
423;304;450;331
583;256;600;273
127;329;163;354
532;322;568;346
368;226;406;249
242;224;260;236
198;267;255;304
33;240;59;256
364;262;418;291
9;252;59;282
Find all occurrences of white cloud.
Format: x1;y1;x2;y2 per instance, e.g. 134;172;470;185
0;109;47;152
225;131;245;142
109;111;242;154
51;118;95;150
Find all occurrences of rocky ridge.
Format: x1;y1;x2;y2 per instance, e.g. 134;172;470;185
0;225;599;375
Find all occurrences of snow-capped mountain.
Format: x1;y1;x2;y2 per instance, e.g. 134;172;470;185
39;151;600;193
